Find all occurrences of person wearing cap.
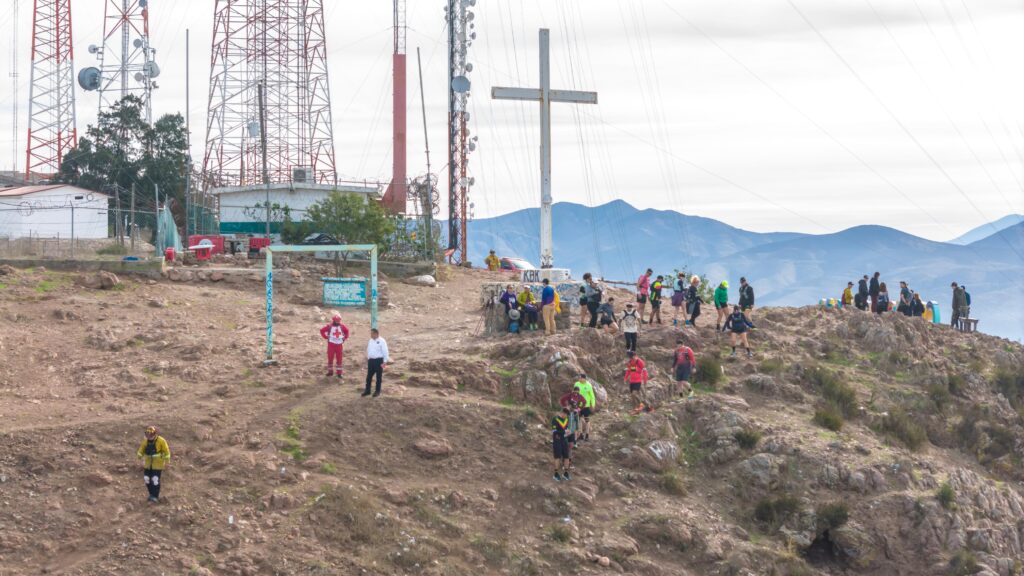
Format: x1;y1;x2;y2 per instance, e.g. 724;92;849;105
319;312;350;378
671;272;687;326
136;426;171;503
573;373;597;442
738;277;755;320
620;302;641;352
714;281;730;330
484;250;500;272
623;350;650;414
842;282;855;308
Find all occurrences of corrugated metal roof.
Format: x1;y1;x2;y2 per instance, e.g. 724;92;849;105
0;185;109;198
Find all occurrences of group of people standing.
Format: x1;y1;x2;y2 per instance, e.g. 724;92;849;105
843;272;972;329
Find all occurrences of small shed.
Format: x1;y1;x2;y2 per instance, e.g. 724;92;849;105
0;185;110;239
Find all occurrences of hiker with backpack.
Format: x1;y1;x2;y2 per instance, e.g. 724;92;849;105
686;276;703;327
951;282;968;329
672;339;696;398
620;302;641;352
558;386;586;472
624;350;650;414
875;282;891;314
574;374;596;442
714;281;730;330
856;275;869;311
597;297;618;333
583;273;604;328
319;312;350;379
739;277;755;320
897;281;913;316
671;272;687;326
636;269;653;324
648;275;665;325
723;305;755;358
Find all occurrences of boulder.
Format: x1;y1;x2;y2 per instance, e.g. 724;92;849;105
0;264;16;276
209;271;225;282
404;275;436;287
412;438;452;458
595;532;639;560
512;369;552;408
737;453;786;489
83;470;113;487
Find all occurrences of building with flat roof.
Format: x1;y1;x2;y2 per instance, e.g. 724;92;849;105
210;182;381;235
0;185;110;239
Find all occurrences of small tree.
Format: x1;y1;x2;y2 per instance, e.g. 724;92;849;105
305;192;396;274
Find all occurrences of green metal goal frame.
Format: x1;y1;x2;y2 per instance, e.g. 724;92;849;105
264;244;378;364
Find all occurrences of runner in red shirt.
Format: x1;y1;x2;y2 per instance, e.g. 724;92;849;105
623;350;651;414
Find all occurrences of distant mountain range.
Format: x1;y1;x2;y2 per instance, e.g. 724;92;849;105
949;214;1023;245
455;202;1024;342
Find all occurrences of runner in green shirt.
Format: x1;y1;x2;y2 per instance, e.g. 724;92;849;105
573;372;596;442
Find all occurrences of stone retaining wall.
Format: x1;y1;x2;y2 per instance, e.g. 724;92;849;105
0;257;165;278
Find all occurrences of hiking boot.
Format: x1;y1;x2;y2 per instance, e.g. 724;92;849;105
372;390;381;398
325;370;334;377
148;496;158;503
335;372;343;379
746;350;754;358
553;473;562;482
729;351;737;358
563;471;571;481
361;390;371;397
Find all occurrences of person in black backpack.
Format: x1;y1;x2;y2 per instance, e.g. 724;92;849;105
686;275;703;326
875;282;891;314
723;306;755;358
869;272;881;312
583;273;603;328
856;275;869;311
620;303;641;351
738;277;755;320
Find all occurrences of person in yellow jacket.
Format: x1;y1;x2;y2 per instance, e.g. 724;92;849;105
841;282;854;308
137;426;171;503
484;250;500;271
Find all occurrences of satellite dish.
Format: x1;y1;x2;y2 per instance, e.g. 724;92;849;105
144;61;161;78
88;44;99;54
451;75;470;93
78;67;101;91
467;11;475;21
134;72;145;82
133;38;144;49
139;0;148;7
468;141;476;151
247;121;261;138
465;63;473;72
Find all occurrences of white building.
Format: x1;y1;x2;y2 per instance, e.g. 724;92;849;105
0;184;110;239
211;182;381;235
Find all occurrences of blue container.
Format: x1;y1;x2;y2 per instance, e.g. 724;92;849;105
929;301;941;324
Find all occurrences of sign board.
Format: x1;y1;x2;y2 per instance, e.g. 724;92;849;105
322;277;367;306
520;268;572;284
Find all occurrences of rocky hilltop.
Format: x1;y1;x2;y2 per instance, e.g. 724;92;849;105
0;264;1021;575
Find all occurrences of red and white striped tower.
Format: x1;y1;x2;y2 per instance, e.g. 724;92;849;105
381;0;408;214
24;0;77;180
202;0;337;188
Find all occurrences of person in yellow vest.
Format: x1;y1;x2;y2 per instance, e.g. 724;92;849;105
484;250;500;271
841;282;854;308
137;426;171;503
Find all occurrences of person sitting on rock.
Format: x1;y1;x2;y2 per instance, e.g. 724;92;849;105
672;339;696;398
624;350;650;414
597;297;618;334
723;305;755;358
137;426;171;504
319;312;349;378
517;286;539;331
574;374;597;442
551;408;572;482
499;284;520;329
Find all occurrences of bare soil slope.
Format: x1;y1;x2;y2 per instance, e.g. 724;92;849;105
0;265;1021;576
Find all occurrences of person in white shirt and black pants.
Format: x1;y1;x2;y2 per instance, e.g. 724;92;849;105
364;328;390;397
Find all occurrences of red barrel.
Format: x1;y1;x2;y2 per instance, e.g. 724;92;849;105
164;247;175;262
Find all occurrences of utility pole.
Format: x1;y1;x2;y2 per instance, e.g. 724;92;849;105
258;81;270;239
70;204;74;259
130;183;136;251
184;28;192;239
416;47;433;256
155;183;161;254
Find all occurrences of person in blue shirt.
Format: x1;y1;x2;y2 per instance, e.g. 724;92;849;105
723;305;755;358
540;278;557;335
498;284;520;330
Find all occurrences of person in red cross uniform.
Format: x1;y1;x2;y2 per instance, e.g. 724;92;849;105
319;312;350;378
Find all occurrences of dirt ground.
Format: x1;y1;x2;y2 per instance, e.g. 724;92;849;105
0;264;1022;576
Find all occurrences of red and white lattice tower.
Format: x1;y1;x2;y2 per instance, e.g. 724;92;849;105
202;0;337;187
381;0;407;214
24;0;77;180
90;0;158;123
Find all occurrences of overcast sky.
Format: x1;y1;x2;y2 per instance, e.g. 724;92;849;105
1;0;1022;240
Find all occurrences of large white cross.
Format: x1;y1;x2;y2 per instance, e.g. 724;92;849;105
492;29;597;269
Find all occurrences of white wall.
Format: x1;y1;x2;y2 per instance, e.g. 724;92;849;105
0;186;109;239
217;185;374;224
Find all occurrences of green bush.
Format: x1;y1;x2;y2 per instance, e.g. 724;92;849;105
759;358;784;375
947;373;966;397
695;357;722;387
660;470;687;496
880;408;928;451
754;495;801;529
813;405;844;431
947;550;982;576
815;502;849;530
937;482;956;510
992;369;1024;409
734;429;762;450
927;381;953;413
806;367;857;417
548;524;572;544
96;243;128;256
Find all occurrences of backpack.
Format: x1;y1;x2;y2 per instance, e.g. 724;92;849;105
675;347;693;368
